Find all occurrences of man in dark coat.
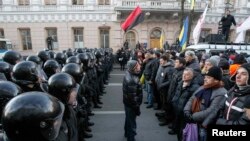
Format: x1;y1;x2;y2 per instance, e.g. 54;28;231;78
123;60;143;141
220;10;236;42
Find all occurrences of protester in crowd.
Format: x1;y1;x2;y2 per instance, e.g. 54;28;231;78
216;63;250;125
229;54;246;76
184;66;227;141
123;60;143;141
171;68;199;140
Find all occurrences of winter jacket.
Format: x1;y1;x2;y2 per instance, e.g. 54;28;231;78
155;62;175;92
167;67;185;102
123;71;143;110
184;86;227;125
216;86;250;125
172;80;200;116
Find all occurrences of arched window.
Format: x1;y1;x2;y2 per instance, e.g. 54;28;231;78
125;31;136;49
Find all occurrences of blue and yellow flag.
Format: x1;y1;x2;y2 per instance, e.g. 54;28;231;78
178;17;189;51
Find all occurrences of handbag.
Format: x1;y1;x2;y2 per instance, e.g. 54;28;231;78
191;97;201;113
182;123;198;141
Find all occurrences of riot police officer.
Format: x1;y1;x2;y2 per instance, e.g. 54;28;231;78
62;63;94;139
12;61;47;92
1;92;65;141
0;81;22;123
48;73;79;141
0;62;12;81
26;55;48;81
43;60;61;78
2;50;22;66
37;50;51;67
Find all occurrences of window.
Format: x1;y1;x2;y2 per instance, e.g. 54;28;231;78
245;30;250;43
46;28;58;49
18;0;30;5
0;29;4;38
19;29;32;50
73;28;84;48
72;0;84;5
125;31;136;49
98;0;110;5
100;28;110;48
44;0;56;5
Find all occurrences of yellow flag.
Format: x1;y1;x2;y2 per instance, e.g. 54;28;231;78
159;31;164;49
190;0;195;10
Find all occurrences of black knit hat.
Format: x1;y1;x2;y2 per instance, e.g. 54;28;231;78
244;96;250;109
231;63;250;85
127;60;138;72
205;66;222;81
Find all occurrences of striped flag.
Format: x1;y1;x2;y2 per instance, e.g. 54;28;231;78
193;5;208;45
121;6;145;32
178;17;189;51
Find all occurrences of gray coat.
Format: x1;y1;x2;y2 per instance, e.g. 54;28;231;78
184;86;227;125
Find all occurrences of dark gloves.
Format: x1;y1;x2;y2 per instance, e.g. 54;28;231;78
184;112;195;123
135;108;141;116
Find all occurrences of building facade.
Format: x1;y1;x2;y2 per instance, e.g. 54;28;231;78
0;0;250;54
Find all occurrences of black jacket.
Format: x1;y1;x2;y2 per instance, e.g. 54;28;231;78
172;80;200;116
216;86;250;125
143;58;156;82
221;14;236;28
123;71;143;110
167;67;185;102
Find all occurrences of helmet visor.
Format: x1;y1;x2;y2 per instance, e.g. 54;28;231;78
40;101;65;140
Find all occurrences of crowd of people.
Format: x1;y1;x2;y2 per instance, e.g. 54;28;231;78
122;47;250;141
0;48;114;141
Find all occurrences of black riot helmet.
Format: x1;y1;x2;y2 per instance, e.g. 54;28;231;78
77;53;90;69
62;63;83;83
87;52;96;68
12;61;39;85
26;55;42;65
2;92;65;141
37;50;50;63
65;51;74;58
47;50;55;59
54;52;66;66
43;60;60;78
2;50;22;65
0;61;12;81
66;56;81;65
76;48;84;53
0;81;22;119
48;73;76;104
95;50;103;59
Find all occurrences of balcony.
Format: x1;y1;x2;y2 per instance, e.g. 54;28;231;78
115;0;207;12
0;4;113;12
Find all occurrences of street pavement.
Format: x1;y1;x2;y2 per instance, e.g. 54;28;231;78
86;66;178;141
